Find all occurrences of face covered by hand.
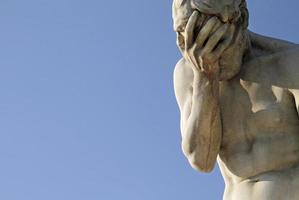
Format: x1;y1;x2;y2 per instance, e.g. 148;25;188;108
173;0;249;80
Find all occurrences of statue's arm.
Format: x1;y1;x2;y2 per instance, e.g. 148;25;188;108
174;59;222;172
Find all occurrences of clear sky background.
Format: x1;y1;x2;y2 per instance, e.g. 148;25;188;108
0;0;298;200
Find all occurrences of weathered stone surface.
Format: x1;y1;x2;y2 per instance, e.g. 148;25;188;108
172;0;299;199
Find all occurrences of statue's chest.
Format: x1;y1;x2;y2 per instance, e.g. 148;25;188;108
219;80;299;152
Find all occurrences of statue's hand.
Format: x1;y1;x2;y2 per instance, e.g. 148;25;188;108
177;11;235;79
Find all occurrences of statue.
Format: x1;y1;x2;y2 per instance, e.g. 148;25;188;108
172;0;299;199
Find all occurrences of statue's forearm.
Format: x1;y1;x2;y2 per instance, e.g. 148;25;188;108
182;72;222;172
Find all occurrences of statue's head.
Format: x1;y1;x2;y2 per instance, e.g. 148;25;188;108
173;0;250;80
172;0;248;32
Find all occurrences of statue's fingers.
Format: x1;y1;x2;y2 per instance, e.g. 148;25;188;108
185;11;199;49
195;16;218;47
188;46;201;70
203;24;229;54
223;23;236;41
209;19;222;36
213;25;235;58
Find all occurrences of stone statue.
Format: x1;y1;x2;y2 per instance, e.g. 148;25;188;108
172;0;299;199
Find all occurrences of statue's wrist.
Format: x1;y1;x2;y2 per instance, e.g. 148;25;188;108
193;71;214;86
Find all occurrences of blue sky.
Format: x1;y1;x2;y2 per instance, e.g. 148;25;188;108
0;0;298;200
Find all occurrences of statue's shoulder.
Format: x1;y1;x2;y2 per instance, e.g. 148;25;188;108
241;31;299;89
248;31;298;52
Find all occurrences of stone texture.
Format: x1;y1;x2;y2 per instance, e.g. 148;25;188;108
172;0;299;199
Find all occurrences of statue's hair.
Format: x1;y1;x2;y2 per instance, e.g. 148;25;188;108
172;0;248;31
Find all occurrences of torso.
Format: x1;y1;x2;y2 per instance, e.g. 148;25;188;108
174;33;299;200
218;75;299;200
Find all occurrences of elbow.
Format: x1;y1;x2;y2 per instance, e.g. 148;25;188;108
188;154;215;173
181;143;215;173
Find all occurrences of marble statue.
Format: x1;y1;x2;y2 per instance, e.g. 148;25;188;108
172;0;299;199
